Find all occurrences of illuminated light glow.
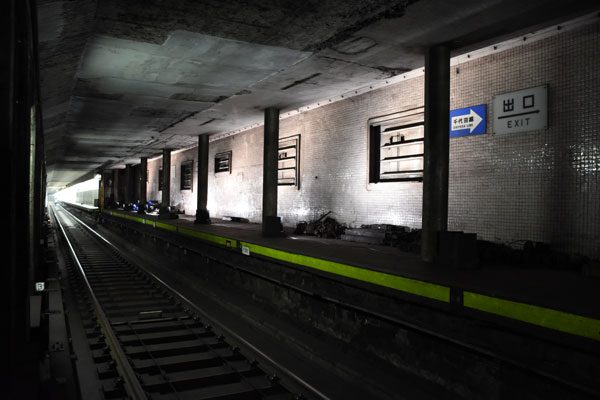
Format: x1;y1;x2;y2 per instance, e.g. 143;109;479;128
54;175;101;205
292;207;311;218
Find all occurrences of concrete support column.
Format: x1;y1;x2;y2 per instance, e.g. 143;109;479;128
138;157;148;213
421;44;450;263
160;149;171;214
262;107;283;237
195;135;211;224
124;163;133;206
98;171;105;210
112;169;120;204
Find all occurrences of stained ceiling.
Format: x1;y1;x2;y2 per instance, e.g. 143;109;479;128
37;0;597;191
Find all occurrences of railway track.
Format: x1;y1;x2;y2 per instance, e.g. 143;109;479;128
52;204;324;400
55;203;600;400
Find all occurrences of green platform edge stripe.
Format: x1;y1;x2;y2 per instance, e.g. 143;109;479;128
178;226;238;247
105;211;235;247
463;291;600;341
240;241;450;302
103;210;599;340
124;214;144;223
155;221;177;231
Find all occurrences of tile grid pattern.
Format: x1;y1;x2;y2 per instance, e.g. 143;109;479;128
149;23;600;259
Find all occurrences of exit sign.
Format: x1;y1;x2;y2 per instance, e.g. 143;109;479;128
493;85;548;134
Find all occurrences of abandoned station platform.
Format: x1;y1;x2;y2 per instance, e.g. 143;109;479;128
8;1;600;399
78;204;600;342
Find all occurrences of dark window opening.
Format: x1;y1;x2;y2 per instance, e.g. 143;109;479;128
369;108;424;183
180;160;193;190
278;135;300;188
215;151;232;173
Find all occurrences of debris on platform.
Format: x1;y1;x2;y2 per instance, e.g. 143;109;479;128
314;217;345;238
294;221;307;234
222;216;250;223
582;259;600;278
294;211;346;238
341;227;386;245
341;224;421;252
144;200;160;214
477;239;587;271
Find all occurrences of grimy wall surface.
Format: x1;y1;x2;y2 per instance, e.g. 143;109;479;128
147;22;600;259
148;149;197;214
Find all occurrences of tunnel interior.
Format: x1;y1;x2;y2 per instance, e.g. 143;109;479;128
5;1;600;399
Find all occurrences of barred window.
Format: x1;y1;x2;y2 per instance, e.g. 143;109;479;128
215;151;232;173
180;161;193;190
369;108;424;183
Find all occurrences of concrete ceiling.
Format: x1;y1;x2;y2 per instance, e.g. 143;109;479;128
38;0;598;190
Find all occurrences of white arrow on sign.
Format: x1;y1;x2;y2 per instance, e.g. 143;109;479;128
451;109;483;133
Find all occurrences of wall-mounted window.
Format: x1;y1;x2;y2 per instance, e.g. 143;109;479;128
278;135;300;187
369;108;424;183
215;151;232;173
180;160;193;190
158;168;163;191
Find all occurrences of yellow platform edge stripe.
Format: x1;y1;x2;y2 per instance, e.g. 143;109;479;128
463;291;600;341
240;241;450;303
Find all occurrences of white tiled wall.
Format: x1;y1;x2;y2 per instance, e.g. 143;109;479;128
147;22;600;258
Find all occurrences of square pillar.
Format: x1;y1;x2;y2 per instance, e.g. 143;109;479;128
195;135;211;224
421;44;450;263
112;169;120;204
124;163;133;207
262;107;283;237
138;157;147;213
159;149;172;215
98;171;105;210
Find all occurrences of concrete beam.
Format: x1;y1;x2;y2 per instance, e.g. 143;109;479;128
195;135;211;224
421;44;450;263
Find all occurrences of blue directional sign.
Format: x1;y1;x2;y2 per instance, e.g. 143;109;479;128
449;104;487;138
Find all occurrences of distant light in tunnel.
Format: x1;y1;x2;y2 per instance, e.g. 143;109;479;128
54;175;100;205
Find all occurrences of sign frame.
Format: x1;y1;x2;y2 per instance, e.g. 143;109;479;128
492;85;548;134
449;104;487;138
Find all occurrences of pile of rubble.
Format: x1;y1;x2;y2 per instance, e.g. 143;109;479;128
294;211;346;239
294;213;421;252
341;224;421;253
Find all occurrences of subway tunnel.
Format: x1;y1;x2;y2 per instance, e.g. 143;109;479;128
5;0;600;399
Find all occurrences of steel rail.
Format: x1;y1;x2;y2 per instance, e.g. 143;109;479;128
86;205;600;399
51;205;149;400
60;203;331;400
